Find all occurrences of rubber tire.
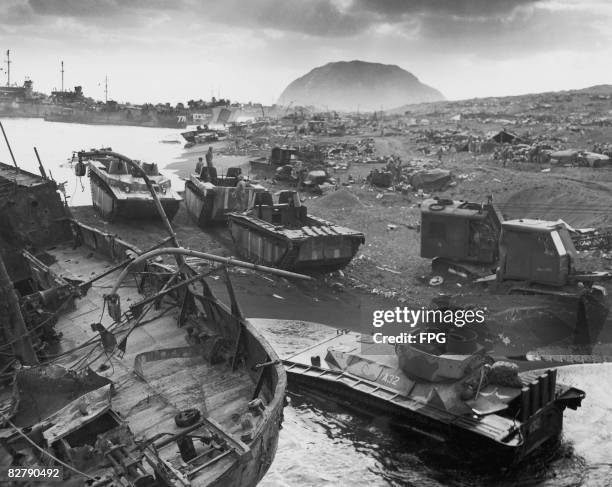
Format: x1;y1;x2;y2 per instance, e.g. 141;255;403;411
175;409;201;428
428;203;445;211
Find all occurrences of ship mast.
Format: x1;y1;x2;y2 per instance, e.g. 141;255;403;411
5;49;10;86
61;60;64;92
105;74;108;103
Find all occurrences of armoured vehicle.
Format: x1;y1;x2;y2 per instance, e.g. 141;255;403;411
184;166;267;227
250;146;300;170
76;148;182;222
0;158;299;486
227;190;365;271
181;125;211;143
283;330;584;464
420;197;612;362
420;197;503;265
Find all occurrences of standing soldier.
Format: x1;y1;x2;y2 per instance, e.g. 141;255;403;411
205;146;214;169
502;146;509;167
235;174;247;211
449;144;457;162
195;157;204;175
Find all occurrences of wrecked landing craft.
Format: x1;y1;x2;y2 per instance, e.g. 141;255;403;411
283;331;584;465
75;148;182;222
184;166;267;228
227;190;365;271
0;160;307;486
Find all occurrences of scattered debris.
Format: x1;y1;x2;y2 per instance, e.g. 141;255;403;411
429;276;444;286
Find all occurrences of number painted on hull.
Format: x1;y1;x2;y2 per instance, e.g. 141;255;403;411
380;373;400;386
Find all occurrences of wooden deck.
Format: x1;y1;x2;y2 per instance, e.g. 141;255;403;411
43;242;263;484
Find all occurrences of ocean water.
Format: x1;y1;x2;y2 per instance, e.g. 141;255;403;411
0;118;188;206
0;118;242;206
1;118;610;487
253;319;612;487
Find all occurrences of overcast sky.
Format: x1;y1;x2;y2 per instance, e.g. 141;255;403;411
0;0;610;105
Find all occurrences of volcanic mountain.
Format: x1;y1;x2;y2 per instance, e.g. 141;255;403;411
278;60;444;112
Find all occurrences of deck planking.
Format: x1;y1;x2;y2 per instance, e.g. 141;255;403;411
42;242;261;476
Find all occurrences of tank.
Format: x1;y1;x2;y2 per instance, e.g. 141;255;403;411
284;330;585;465
184;166;267;227
77;148;182;222
227;190;365;271
181;125;210;143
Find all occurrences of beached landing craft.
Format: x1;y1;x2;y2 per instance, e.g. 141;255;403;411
227;190;365;271
75;148;182;222
283;329;585;465
181;126;212;144
0;159;305;486
184;166;267;228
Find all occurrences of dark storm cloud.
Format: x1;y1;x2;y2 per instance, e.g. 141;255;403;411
27;0;177;18
0;0;605;55
15;0;365;37
415;6;602;56
14;0;542;36
200;0;368;37
0;0;362;38
352;0;538;18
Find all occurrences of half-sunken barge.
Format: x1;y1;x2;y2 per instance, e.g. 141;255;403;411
77;148;182;222
284;330;584;464
227;190;365;271
0;160;290;486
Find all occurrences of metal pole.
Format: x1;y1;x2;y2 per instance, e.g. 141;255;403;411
0;253;38;365
0;121;19;171
5;50;10;86
33;147;48;179
80;235;174;290
109;247;312;296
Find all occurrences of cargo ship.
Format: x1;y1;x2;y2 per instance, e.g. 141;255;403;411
0;158;297;486
283;330;585;465
76;148;182;222
45;106;187;128
227;190;365;271
184;166;267;228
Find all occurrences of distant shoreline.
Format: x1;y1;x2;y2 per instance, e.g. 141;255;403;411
165;140;251;179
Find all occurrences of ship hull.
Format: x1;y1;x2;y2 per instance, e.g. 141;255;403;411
184;179;224;227
282;332;584;467
0;151;286;487
227;214;364;271
1;216;287;486
184;179;266;228
44;109;187;129
285;366;565;465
